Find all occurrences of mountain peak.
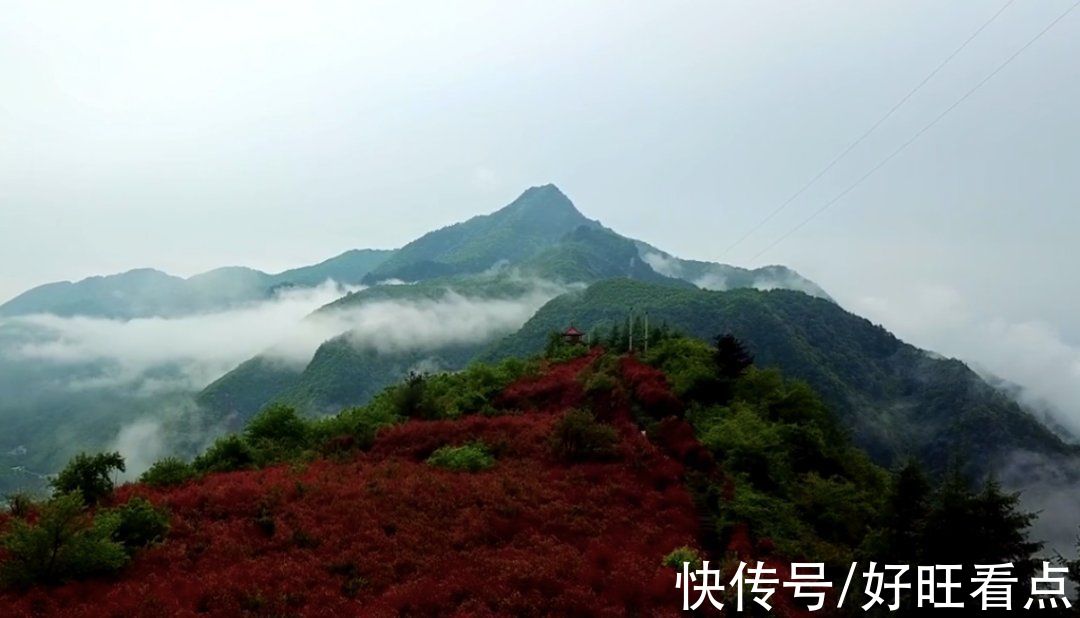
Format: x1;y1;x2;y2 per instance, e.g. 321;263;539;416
502;183;579;217
360;185;595;284
522;182;564;197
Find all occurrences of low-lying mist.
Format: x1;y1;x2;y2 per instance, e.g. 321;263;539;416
264;280;572;365
2;281;356;392
854;283;1080;439
0;277;573;483
998;450;1080;559
853;283;1080;560
642;251;824;297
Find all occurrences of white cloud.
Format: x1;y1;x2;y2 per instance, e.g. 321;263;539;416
110;419;166;480
853;284;1080;558
997;450;1080;559
265;279;572;363
1;278;571;392
694;273;729;291
641;252;680;277
2;281;355;391
852;284;1080;437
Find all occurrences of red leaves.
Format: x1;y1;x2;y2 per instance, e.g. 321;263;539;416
0;353;702;616
494;352;597;411
619;356;683;418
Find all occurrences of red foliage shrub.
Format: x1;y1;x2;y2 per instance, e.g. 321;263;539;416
494;352;597;412
0;354;702;617
619;357;682;418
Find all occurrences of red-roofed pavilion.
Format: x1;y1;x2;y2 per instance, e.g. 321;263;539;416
562;325;584;345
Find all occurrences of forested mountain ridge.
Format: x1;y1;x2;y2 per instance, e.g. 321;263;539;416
0;249;394;319
484;278;1076;475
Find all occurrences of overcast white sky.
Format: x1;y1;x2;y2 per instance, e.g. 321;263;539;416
2;1;1079;371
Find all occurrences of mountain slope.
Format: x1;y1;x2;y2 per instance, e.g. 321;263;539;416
520;225;690;285
0;269;195;319
361;184;601;283
196;356;307;427
0;250;394;319
635;242;831;299
197;275;572;423
484;278;1075;474
270;249;394;288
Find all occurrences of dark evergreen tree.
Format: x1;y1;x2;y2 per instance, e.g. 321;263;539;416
969;478;1041;567
714;334;754;380
393;371;430;419
692;334;755;405
880;460;931;563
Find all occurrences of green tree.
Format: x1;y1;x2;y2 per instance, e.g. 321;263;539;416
969;478;1042;566
0;492;128;588
922;471;1040;567
245;404;311;458
5;493;34;518
192;435;256;473
51;452;126;505
545;330;588;361
392;372;431;419
878;460;931;563
139;457;195;488
105;497;170;554
426;443;495;472
606;322;623;351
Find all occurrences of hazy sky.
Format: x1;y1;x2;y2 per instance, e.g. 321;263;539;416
2;2;1079;363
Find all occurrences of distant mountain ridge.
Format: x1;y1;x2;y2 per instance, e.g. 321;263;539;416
1;185;824;319
0;249;394;319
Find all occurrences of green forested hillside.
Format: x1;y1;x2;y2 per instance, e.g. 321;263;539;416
196;356;306;428
197;274;559;423
519;226;690;285
484;279;1075;474
195;222;690;425
319;273;563;313
0;268;211;319
269;249;394;288
275;339;483;416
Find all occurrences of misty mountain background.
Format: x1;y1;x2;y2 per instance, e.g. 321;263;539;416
1;185;1078;557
